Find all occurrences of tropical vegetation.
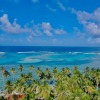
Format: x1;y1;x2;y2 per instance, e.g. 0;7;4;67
0;65;100;100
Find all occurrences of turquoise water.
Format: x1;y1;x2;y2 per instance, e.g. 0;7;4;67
0;46;100;69
0;46;100;89
0;51;100;68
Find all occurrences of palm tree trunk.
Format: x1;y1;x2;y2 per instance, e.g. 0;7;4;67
27;94;30;100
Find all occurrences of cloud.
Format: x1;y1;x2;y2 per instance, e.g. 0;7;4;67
72;7;100;43
85;22;100;37
0;14;26;34
0;14;36;35
41;22;67;36
27;35;33;42
0;14;67;41
88;37;100;43
54;28;67;34
27;24;67;41
73;27;85;39
42;22;53;36
73;8;100;36
93;8;100;22
32;0;39;3
45;4;57;12
76;11;91;24
57;1;66;11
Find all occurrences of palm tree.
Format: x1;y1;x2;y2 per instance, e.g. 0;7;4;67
73;66;78;74
27;72;33;81
13;79;26;94
85;86;94;94
18;65;24;72
1;70;10;86
55;91;71;100
85;67;90;73
91;69;100;90
19;73;27;83
38;82;51;99
0;67;5;73
11;68;16;81
1;66;100;99
3;70;10;79
0;96;6;100
5;80;13;94
36;67;42;78
52;67;58;74
55;79;70;100
84;67;91;79
12;94;18;100
65;67;71;77
52;67;58;80
0;67;5;86
29;65;34;72
73;66;82;78
44;68;51;81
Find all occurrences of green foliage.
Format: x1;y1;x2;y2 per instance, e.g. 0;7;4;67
0;66;100;100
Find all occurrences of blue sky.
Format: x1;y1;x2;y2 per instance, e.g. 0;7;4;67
0;0;100;46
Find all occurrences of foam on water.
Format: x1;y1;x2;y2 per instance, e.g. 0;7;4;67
0;46;100;69
17;51;36;54
19;56;42;63
84;52;99;55
67;51;100;55
0;52;6;55
67;52;82;54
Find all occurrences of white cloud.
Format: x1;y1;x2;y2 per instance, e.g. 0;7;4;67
74;27;85;39
85;22;100;37
54;28;67;34
33;24;42;36
32;0;39;3
41;22;67;36
57;1;66;11
93;8;100;22
76;11;91;24
45;4;57;12
0;14;25;34
27;35;33;42
0;14;67;39
72;7;100;43
42;22;53;36
42;22;52;31
88;37;100;43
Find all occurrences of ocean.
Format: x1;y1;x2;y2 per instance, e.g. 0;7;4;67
0;46;100;70
0;46;100;89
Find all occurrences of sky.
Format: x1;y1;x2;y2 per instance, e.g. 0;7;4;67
0;0;100;46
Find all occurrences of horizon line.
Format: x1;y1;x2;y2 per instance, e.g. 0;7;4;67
0;45;100;47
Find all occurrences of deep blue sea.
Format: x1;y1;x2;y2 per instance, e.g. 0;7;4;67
0;46;100;89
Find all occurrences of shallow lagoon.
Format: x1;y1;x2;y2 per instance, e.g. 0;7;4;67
0;46;100;89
